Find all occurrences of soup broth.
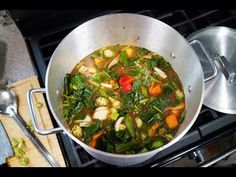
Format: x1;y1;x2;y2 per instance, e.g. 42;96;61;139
62;45;185;154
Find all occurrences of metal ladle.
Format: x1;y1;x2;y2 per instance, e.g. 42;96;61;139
0;84;60;167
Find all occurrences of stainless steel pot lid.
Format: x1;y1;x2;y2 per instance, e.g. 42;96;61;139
187;26;236;114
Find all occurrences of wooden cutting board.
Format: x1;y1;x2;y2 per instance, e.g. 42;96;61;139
0;76;66;167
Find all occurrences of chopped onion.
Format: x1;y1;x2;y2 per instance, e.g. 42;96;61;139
101;83;113;89
78;65;88;74
115;117;124;132
93;106;110;120
107;57;119;69
104;49;114;58
154;67;167;79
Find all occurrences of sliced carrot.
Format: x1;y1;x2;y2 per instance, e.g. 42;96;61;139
166;114;179;129
148;82;162;96
89;131;106;148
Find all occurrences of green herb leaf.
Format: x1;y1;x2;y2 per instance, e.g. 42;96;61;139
70;73;87;90
136;48;150;57
139;111;155;123
119;50;129;66
84;120;101;139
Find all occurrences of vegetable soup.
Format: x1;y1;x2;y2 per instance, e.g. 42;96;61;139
62;45;186;154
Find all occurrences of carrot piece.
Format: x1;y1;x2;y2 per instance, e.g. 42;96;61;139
148;82;162;96
166;114;179;129
89;131;106;148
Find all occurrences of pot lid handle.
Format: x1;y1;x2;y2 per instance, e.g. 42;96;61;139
213;54;236;84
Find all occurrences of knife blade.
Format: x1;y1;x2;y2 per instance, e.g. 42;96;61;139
0;120;14;166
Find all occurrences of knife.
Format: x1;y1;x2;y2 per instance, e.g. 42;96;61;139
0;120;14;167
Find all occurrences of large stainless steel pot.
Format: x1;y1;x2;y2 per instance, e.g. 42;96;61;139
27;13;204;166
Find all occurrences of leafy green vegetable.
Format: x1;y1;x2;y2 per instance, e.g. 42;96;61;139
132;80;141;92
84;120;101;139
151;97;168;112
112;44;120;52
91;70;111;83
115;140;137;153
140;76;151;87
153;55;172;71
136;47;150;57
151;138;164;149
163;84;174;95
119;50;129;66
139;111;155;123
125;116;135;137
70;73;86;90
70;102;84;120
83;87;93;99
146;58;158;69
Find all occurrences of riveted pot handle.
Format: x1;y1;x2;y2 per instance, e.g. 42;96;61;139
189;40;218;82
27;88;64;135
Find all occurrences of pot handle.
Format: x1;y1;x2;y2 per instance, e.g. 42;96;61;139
189;40;218;82
27;88;64;135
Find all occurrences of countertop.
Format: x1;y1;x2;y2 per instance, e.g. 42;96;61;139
0;10;36;85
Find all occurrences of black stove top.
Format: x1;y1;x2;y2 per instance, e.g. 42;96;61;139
9;9;236;167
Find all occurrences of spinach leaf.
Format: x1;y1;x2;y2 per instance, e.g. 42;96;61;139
153;55;172;71
119;50;129;66
140;76;151;87
146;58;158;69
139;111;156;123
63;108;70;120
91;70;111;83
83;87;93;99
70;102;84;120
70;73;86;90
111;44;120;52
132;80;141;92
151;97;169;112
83;120;101;139
136;47;150;57
163;84;174;95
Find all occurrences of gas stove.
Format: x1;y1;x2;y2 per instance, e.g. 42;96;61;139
8;9;236;167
